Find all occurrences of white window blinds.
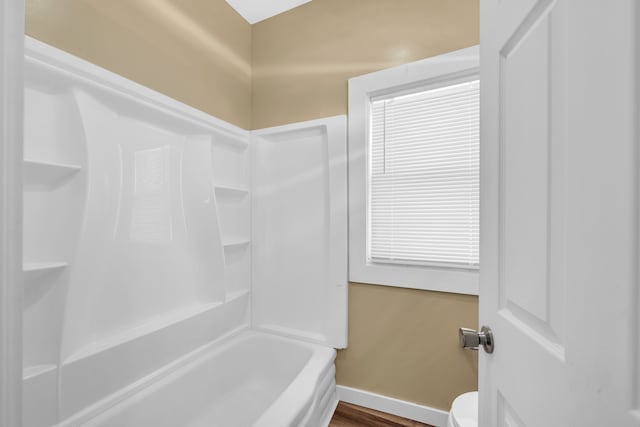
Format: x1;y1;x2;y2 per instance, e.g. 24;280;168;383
368;79;480;268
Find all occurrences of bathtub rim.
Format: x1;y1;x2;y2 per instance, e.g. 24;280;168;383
67;328;337;427
59;325;247;427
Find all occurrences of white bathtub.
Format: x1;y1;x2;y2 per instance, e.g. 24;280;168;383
81;331;337;427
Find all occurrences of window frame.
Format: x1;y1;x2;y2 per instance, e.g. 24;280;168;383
348;45;480;295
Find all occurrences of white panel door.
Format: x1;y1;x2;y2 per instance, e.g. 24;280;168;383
480;1;639;426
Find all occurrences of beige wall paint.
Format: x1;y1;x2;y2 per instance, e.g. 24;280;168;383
338;284;478;411
252;0;479;129
26;0;480;412
26;0;252;129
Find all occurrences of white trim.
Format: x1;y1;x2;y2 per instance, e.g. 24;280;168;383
348;45;480;295
336;385;449;427
0;1;24;426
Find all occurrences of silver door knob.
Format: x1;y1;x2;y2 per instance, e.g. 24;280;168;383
459;326;494;353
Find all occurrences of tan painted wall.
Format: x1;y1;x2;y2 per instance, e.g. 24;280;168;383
26;0;252;129
253;0;480;410
252;0;479;129
338;284;478;411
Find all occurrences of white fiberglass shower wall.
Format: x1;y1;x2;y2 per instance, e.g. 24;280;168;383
22;37;346;427
252;118;348;348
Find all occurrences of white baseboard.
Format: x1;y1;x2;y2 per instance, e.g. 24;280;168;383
335;385;449;427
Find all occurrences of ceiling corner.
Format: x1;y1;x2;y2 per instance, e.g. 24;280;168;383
225;0;312;24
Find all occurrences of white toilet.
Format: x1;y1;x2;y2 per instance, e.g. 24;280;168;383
446;391;478;427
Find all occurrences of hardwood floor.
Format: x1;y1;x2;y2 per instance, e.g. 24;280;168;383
329;401;435;427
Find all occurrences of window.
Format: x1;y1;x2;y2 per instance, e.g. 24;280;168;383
348;46;479;294
369;80;480;268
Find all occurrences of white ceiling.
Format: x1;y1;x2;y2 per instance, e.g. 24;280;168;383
225;0;312;24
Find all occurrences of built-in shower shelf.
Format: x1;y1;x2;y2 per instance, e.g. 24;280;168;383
223;238;250;250
214;185;249;198
23;262;68;279
23;363;57;380
24;159;81;188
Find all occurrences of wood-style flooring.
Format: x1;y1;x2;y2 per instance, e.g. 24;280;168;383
329;401;435;427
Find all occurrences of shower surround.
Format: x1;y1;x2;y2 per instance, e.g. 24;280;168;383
22;37;347;427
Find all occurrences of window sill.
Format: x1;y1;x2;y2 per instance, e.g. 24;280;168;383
349;261;479;295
